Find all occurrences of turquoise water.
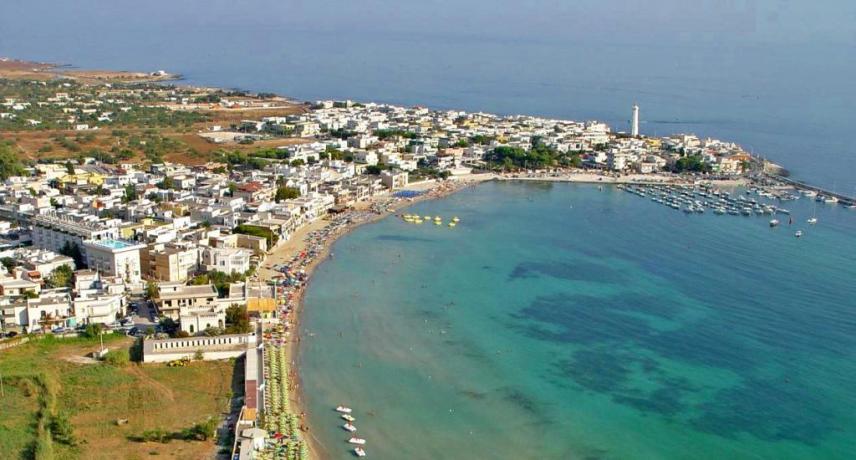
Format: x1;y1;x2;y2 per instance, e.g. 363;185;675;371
299;181;856;459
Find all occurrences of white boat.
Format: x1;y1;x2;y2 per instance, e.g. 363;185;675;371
795;230;803;238
824;196;839;204
336;406;353;414
354;447;367;457
769;219;779;227
343;423;357;432
807;217;818;225
341;414;356;422
348;437;367;445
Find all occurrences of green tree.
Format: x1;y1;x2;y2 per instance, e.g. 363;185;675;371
233;224;277;246
274;186;300;202
59;241;85;268
82;323;103;339
123;183;137;203
46;264;74;289
145;280;159;300
0;257;16;273
158;176;176;190
225;304;251;334
0;141;27;179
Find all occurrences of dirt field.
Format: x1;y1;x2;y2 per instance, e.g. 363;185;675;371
0;334;238;460
0;59;177;84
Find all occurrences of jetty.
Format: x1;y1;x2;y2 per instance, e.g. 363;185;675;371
766;174;856;205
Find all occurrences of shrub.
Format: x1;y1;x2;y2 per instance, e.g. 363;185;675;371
82;323;103;339
104;349;130;367
50;411;77;445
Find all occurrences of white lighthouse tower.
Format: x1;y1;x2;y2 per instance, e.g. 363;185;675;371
631;104;640;137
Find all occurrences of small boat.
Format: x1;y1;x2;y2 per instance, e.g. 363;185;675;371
769;219;779;227
448;222;456;227
341;414;356;422
807;217;818;225
354;447;367;457
795;230;803;238
336;406;353;414
452;216;460;222
343;423;357;432
348;437;366;445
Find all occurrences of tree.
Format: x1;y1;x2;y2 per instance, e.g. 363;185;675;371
158;176;176;190
145;280;159;300
233;224;277;246
225;304;251;334
289;159;305;167
365;164;384;175
46;264;74;289
82;323;103;339
65;161;76;175
123;183;137;203
672;155;712;173
274;186;300;202
59;241;85;268
0;257;16;273
159;318;179;337
0;141;27;180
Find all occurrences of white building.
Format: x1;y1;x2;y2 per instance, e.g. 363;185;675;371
202;247;251;275
380;170;409;190
31;214;120;265
73;294;124;325
83;239;146;285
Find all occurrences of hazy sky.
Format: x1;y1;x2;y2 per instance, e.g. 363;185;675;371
2;0;855;48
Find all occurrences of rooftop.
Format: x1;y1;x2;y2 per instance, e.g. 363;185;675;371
84;238;145;251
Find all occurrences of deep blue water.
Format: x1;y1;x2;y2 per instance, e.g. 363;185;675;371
299;181;856;459
1;0;855;191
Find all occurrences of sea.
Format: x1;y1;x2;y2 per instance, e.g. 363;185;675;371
2;2;856;458
300;181;856;459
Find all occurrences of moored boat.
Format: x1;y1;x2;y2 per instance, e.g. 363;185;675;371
348;437;367;445
354;447;367;457
336;406;353;414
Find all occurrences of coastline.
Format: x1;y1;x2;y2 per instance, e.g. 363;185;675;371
265;170;756;458
258;174;495;459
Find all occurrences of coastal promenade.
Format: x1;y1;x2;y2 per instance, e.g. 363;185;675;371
496;171;748;186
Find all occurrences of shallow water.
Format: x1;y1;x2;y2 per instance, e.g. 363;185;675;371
299;181;856;459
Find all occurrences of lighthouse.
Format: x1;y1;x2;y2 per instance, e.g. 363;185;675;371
631;104;640;137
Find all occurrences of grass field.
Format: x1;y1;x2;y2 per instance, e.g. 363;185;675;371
0;334;238;460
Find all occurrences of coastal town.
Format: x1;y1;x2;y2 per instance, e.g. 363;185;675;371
0;63;851;460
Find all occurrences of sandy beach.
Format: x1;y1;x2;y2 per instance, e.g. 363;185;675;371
255;174;494;458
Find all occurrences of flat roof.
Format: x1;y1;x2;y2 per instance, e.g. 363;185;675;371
84;238;145;251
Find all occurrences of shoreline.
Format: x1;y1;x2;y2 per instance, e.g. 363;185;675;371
258;174;495;459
